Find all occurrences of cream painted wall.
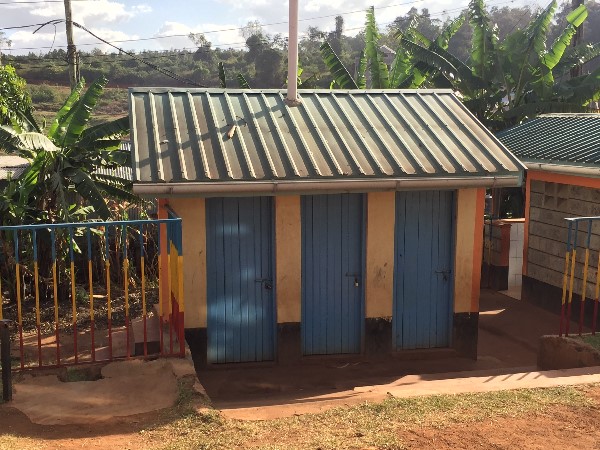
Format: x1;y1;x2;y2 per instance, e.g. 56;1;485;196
167;188;484;328
167;197;207;328
275;196;302;323
453;188;485;313
365;192;395;318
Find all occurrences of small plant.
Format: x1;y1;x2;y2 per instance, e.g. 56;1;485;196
28;84;57;104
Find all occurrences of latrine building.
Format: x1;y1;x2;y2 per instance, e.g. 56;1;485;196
498;114;600;313
129;88;524;365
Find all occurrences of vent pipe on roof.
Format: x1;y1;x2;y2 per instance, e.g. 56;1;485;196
286;0;301;107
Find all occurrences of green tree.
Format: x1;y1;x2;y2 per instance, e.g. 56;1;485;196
244;34;285;88
320;6;465;90
386;0;600;128
189;33;215;63
458;0;598;127
0;65;32;126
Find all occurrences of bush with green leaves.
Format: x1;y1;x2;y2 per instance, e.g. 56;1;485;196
0;65;32;126
28;84;57;104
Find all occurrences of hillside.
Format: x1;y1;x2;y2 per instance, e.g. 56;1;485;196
27;84;129;126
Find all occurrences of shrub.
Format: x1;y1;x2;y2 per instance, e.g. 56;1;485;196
28;84;57;103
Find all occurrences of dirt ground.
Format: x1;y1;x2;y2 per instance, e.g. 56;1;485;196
1;290;599;449
1;386;600;449
403;404;600;450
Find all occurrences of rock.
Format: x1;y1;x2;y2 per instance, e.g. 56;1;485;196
538;335;600;370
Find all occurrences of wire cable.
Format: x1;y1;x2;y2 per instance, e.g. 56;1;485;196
30;19;207;87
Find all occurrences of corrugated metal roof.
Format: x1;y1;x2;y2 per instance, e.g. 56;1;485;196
129;88;523;188
94;141;133;181
0;155;29;181
497;114;600;166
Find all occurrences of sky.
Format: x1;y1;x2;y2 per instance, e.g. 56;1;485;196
0;0;539;56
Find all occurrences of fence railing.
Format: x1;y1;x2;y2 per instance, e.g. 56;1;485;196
0;217;184;370
560;217;600;336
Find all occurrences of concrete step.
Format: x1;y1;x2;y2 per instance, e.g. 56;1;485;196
95;326;135;360
131;314;160;344
130;305;180;355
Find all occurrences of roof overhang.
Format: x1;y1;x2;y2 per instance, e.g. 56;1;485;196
524;161;600;179
129;89;525;186
133;174;521;198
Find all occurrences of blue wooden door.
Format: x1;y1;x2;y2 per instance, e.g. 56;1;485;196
206;197;275;363
393;191;454;350
301;194;364;355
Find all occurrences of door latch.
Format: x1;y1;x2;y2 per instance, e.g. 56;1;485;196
434;270;452;281
255;278;273;290
345;272;361;288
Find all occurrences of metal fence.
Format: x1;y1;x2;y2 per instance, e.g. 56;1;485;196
560;217;600;336
0;216;184;370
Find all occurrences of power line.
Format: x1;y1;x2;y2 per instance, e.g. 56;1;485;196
2;0;518;54
0;22;51;30
0;0;91;4
69;20;207;87
0;0;426;43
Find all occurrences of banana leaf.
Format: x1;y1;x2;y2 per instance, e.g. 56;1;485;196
356;50;367;89
79;116;129;147
542;4;587;71
435;14;465;50
62;76;109;147
553;43;600;75
469;0;496;79
400;38;459;80
236;74;251;89
365;6;389;88
47;78;85;141
68;168;111;219
320;41;358;89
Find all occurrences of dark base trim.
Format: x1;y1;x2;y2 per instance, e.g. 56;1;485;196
185;327;207;369
481;263;509;291
277;322;301;364
364;317;392;356
185;314;481;366
522;275;598;327
452;312;479;360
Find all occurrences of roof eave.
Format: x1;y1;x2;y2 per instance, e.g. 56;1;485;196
524;161;600;179
133;174;522;198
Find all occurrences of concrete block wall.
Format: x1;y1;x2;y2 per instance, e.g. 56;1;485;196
527;178;600;299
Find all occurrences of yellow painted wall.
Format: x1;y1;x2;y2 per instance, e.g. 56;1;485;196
167;197;207;328
453;188;485;313
167;188;484;328
275;196;302;323
365;192;395;318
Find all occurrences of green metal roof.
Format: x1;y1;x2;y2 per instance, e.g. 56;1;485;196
129;88;523;192
497;114;600;166
0;155;28;181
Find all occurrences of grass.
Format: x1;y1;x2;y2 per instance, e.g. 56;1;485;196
579;334;600;351
0;435;39;450
140;385;596;450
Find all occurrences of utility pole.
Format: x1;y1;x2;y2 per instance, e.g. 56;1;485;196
63;0;79;88
571;0;584;78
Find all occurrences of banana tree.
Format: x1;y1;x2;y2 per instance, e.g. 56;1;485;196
217;62;251;89
320;7;465;90
405;0;600;128
0;75;133;224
